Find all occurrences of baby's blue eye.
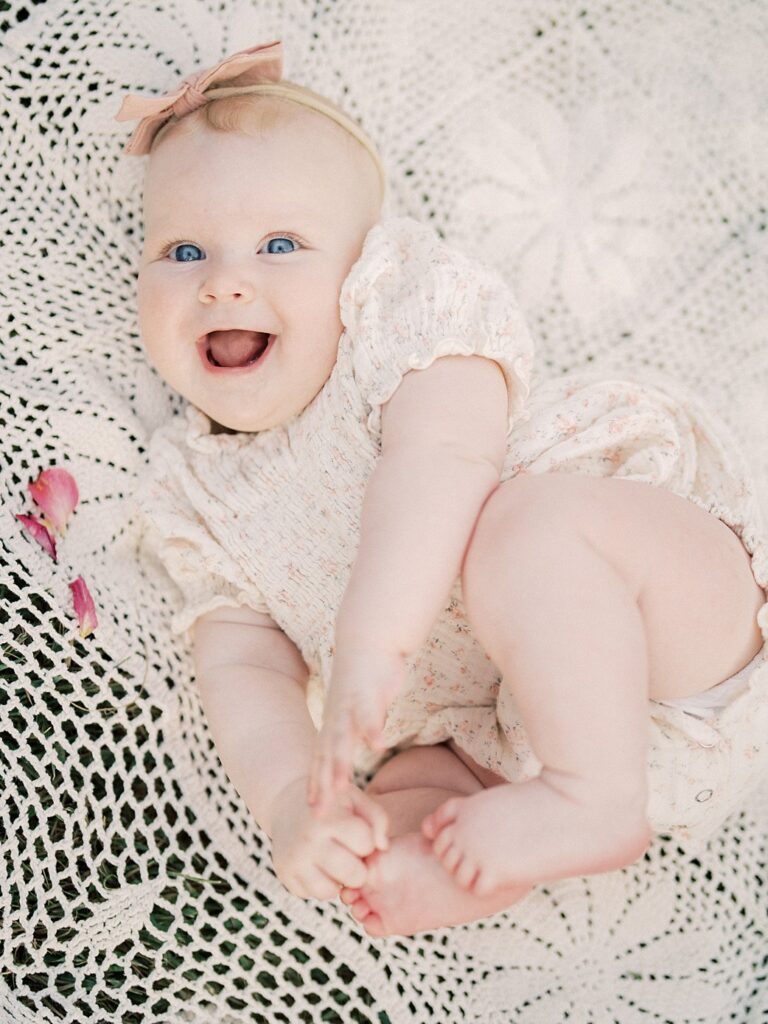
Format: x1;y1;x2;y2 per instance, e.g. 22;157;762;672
263;236;299;254
165;236;300;260
169;243;203;262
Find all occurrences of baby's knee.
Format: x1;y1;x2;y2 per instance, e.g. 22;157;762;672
462;473;588;582
461;477;597;641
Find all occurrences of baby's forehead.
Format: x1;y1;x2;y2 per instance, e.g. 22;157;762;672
150;102;355;163
143;115;376;209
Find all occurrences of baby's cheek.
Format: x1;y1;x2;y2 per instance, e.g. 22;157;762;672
137;268;176;333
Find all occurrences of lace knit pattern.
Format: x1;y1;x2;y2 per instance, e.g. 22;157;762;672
2;1;768;1021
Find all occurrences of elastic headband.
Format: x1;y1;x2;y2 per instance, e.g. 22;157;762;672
202;83;387;201
114;40;387;201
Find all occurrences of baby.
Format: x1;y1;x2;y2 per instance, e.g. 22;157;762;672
122;41;768;938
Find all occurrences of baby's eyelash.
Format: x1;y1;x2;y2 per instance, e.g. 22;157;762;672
157;238;189;258
267;232;304;248
157;233;304;258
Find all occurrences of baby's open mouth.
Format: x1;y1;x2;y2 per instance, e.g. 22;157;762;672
206;329;271;368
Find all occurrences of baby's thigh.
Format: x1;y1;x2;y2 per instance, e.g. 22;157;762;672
575;477;765;699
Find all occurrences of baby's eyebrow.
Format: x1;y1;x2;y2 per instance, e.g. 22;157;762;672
145;207;318;234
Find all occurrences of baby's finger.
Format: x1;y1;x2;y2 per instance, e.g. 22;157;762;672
323;840;367;890
348;787;389;851
332;808;380;858
327;718;357;795
362;707;390;754
363;726;387;753
300;866;343;903
310;717;355;815
339;885;361;906
308;737;336;815
354;701;387;753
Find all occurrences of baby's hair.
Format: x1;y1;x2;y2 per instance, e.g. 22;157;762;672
152;79;336;143
149;78;384;207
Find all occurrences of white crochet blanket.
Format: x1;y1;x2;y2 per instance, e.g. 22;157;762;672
2;1;767;1021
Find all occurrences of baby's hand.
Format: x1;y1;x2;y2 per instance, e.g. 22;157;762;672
308;646;407;815
270;776;389;902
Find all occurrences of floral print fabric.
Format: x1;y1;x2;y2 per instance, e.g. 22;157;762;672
136;215;768;844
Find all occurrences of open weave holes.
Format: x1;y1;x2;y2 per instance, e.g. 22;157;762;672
2;1;768;1021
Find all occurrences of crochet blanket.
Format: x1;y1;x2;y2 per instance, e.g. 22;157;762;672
2;1;767;1021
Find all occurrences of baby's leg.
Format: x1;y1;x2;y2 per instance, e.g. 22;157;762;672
341;744;530;936
423;473;765;896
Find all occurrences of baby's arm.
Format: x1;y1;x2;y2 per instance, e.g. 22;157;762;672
310;355;510;809
192;605;387;899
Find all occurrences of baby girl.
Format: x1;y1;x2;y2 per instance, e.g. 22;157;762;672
122;41;768;938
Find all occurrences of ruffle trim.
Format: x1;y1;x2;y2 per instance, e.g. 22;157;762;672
170;590;270;640
181;403;296;456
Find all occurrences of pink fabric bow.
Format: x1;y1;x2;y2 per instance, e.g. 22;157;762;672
115;40;284;155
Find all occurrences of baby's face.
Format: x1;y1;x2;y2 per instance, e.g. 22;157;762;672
137;115;380;432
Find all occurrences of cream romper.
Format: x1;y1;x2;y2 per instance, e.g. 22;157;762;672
136;215;768;847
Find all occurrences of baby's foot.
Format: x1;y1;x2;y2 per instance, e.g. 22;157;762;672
422;777;652;896
339;832;530;937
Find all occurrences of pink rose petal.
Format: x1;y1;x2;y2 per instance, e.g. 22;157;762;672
69;576;98;638
28;467;79;536
16;513;58;562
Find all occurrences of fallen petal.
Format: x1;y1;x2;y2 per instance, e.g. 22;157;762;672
69;576;98;638
28;467;80;536
16;513;58;562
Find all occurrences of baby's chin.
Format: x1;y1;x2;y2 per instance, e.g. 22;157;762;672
187;370;334;435
199;405;288;436
205;411;268;435
188;401;264;435
187;393;276;434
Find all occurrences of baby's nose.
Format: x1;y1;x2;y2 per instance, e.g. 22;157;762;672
198;267;256;304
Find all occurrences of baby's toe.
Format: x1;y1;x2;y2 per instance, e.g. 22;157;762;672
440;842;463;875
471;868;499;899
362;912;388;937
431;824;457;860
454;857;480;892
349;896;373;923
424;797;462;838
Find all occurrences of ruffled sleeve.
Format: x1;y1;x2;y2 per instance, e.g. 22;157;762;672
135;421;271;641
339;215;535;446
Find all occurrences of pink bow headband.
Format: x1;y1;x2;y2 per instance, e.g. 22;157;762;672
115;40;386;199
